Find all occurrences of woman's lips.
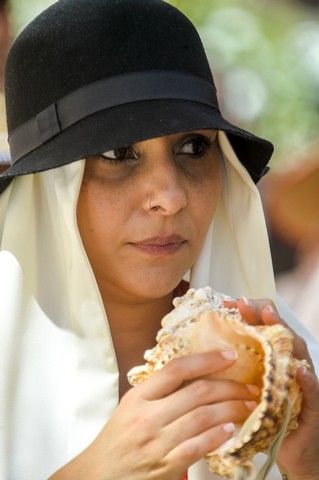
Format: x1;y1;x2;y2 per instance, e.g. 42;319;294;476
129;235;187;255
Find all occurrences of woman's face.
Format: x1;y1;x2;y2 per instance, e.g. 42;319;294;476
77;129;221;303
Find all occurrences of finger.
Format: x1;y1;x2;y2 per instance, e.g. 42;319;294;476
261;303;292;329
166;422;235;472
164;400;256;452
296;367;319;424
261;306;314;367
223;297;278;326
239;297;280;325
158;378;260;425
136;350;238;401
261;303;293;332
224;298;313;367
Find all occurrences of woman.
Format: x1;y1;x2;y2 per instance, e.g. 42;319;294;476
0;1;318;479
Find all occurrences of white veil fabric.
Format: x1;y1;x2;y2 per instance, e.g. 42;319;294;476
0;132;318;480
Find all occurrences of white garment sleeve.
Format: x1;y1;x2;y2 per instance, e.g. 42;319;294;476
276;295;319;375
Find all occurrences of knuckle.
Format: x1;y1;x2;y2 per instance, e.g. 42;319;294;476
192;405;213;428
139;411;157;430
130;411;158;442
192;379;211;399
121;386;139;406
181;440;200;462
166;357;185;377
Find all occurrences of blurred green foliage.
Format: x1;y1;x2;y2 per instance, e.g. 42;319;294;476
9;0;56;33
169;0;319;167
8;0;319;167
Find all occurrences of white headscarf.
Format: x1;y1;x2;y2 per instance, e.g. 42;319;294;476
0;132;318;480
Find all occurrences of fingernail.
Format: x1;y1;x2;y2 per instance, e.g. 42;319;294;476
222;423;235;433
264;305;275;315
245;401;258;411
299;365;312;379
246;384;260;396
299;366;315;386
242;296;252;307
221;350;238;360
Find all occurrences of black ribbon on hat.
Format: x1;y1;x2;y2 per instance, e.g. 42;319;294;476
8;71;219;164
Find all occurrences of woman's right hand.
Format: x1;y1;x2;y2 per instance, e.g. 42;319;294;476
49;350;259;480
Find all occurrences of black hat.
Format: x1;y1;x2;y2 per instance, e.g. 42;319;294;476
0;0;273;193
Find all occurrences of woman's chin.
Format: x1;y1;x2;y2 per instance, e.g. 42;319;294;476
124;271;186;301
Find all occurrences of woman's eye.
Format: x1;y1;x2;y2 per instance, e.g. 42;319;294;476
101;146;138;162
179;136;214;157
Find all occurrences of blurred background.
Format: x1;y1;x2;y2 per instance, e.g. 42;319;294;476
1;0;318;339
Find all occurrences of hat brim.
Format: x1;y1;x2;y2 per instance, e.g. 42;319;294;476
0;99;273;192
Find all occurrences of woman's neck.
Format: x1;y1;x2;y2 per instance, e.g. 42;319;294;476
105;292;173;344
100;288;174;398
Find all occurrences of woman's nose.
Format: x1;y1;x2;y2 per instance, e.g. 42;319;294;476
143;161;187;216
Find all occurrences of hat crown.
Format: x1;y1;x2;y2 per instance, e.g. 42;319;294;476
5;0;213;134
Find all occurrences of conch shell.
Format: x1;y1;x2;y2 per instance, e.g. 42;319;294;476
127;287;308;479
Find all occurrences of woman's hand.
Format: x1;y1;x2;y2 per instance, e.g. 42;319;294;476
50;350;259;480
224;297;319;480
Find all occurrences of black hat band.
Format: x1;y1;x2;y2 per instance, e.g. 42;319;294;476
8;71;219;164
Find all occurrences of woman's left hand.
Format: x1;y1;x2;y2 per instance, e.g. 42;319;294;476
223;297;319;480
